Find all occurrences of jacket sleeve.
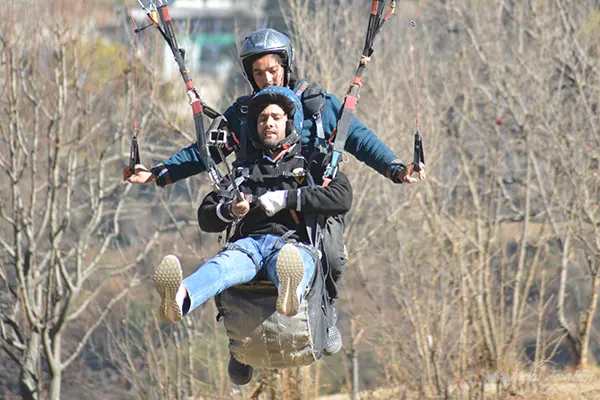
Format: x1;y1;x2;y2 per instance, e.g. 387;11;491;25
322;94;404;179
197;191;236;233
286;171;352;216
150;105;240;187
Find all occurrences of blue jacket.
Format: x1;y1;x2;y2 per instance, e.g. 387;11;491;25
150;86;404;186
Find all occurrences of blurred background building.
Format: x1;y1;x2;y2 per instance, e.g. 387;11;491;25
103;0;286;103
132;1;266;75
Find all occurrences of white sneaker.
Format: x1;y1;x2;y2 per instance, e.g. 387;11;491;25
323;325;342;355
276;244;305;317
154;255;184;323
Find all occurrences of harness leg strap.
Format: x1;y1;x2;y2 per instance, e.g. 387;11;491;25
220;243;262;273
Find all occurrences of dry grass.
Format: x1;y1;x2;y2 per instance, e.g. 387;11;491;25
317;367;600;400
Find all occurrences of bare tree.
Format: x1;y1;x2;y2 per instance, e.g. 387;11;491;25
2;0;597;398
280;0;599;397
0;4;163;398
446;0;600;369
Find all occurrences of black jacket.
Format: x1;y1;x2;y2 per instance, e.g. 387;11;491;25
198;145;352;243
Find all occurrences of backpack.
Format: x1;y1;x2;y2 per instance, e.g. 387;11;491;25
214;240;333;368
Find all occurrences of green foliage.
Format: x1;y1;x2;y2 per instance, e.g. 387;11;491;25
78;38;129;89
582;11;600;35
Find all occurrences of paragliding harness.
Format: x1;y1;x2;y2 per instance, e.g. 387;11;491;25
219;79;347;301
128;2;338;364
213;157;336;369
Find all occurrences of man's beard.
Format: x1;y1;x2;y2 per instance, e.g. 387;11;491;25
260;130;281;149
262;139;278;150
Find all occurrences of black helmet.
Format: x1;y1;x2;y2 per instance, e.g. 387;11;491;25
239;28;295;92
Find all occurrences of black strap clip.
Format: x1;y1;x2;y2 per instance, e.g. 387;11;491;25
129;134;140;173
413;125;425;172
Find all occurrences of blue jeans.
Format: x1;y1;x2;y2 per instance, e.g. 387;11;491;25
183;234;317;314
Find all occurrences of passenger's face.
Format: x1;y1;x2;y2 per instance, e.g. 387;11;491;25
257;104;288;148
252;54;285;89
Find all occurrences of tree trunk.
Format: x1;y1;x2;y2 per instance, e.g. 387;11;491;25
49;373;62;400
556;229;583;366
19;332;40;400
352;348;359;400
49;333;62;400
579;270;600;369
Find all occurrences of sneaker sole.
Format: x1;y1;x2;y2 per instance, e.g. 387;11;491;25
276;244;304;317
323;325;343;356
153;255;183;323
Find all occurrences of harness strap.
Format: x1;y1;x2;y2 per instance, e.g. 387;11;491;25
314;111;325;141
232;163;309;184
221;243;262;273
294;79;329;155
303;214;322;251
289;210;300;224
292;240;320;264
313;111;329;154
219;167;249;200
240;120;249;157
275;230;297;246
265;232;320;268
246;171;308;180
301;167;325;252
274;130;301;152
261;230;297;268
235;96;251;158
